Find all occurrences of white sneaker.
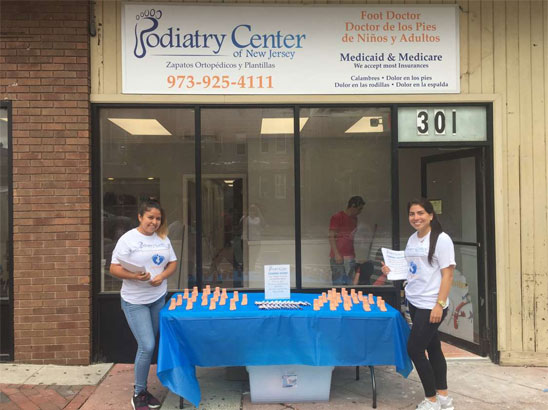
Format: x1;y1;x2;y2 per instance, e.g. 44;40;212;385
416;398;441;410
437;394;454;410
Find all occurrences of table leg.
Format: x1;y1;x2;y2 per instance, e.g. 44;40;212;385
369;366;377;408
355;365;360;380
179;396;184;409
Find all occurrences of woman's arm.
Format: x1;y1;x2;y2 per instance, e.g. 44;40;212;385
430;265;454;323
149;261;178;287
109;263;150;281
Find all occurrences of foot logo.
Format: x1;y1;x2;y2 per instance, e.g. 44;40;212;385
409;261;417;274
133;9;163;58
152;254;165;265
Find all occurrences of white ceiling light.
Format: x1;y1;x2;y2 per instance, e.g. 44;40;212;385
345;116;384;133
108;118;172;136
261;117;308;134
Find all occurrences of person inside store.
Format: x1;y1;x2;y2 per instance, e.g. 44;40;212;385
110;199;177;410
328;195;365;285
381;198;455;410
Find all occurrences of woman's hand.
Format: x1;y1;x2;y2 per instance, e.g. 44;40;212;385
135;272;151;281
430;304;443;323
149;273;165;287
381;261;391;275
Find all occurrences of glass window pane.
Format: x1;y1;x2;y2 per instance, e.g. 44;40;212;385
201;108;295;289
438;244;479;344
300;107;393;288
99;108;195;292
398;147;476;247
0;108;8;301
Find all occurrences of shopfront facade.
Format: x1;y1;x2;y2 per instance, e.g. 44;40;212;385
1;0;547;367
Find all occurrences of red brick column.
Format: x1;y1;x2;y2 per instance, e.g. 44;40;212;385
0;1;91;364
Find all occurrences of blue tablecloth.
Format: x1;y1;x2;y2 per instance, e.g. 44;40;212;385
157;292;412;407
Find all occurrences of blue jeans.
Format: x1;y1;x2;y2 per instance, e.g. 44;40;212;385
330;258;356;285
121;294;166;395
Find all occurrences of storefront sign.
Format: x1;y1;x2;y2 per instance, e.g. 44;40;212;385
121;4;459;94
397;106;487;142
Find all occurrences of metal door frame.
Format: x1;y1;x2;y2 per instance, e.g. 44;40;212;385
421;148;489;356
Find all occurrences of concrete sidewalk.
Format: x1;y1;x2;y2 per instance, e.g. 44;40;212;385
1;351;547;409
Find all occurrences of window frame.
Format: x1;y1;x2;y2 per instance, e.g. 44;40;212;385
0;100;14;361
91;103;493;296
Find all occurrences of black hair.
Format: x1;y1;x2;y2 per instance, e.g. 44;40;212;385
347;196;365;208
407;198;443;265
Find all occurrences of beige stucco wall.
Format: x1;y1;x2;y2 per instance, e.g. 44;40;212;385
90;0;548;366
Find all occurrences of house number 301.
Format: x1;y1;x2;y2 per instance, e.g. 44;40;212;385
416;109;457;136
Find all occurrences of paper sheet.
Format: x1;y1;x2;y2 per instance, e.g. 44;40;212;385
118;258;146;274
381;248;408;281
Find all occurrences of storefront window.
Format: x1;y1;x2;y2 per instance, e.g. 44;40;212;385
100;108;195;291
300;107;393;288
200;108;295;288
0;108;8;300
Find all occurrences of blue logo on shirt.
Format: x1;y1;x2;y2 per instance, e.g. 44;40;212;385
152;254;165;265
409;261;418;274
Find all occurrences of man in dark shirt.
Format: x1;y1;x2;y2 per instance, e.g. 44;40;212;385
328;196;365;285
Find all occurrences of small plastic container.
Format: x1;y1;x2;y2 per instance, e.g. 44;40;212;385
246;365;334;403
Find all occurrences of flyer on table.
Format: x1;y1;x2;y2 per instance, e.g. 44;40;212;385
122;4;459;94
264;264;291;300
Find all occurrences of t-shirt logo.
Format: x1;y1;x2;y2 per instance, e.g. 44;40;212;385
409;261;418;274
152;254;165;265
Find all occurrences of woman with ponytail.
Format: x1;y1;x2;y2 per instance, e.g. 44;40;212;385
110;200;177;410
382;198;455;410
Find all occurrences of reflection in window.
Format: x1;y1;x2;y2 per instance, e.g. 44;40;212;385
200;108;295;289
300;107;393;288
0;108;8;300
99;108;195;291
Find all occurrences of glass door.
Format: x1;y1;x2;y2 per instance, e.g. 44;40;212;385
421;148;488;355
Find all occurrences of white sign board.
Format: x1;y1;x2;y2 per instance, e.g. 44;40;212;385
398;106;487;142
122;4;459;94
264;264;291;300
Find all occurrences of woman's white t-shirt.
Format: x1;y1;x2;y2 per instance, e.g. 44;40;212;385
111;228;177;304
404;231;456;310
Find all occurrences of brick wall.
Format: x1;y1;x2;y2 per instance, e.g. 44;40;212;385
0;1;91;364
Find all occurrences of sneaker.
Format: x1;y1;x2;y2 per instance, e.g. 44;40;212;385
143;389;161;409
416;398;441;410
437;394;454;410
131;391;149;410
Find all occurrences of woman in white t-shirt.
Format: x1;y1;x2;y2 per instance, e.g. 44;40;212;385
382;198;455;410
110;200;177;410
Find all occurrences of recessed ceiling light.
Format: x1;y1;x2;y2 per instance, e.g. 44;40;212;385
108;118;172;136
345;116;384;133
261;117;308;134
107;177;115;181
147;177;155;180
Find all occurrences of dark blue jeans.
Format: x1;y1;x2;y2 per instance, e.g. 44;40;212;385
330;258;356;285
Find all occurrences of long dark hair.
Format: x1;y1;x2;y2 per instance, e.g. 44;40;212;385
138;200;167;239
407;198;443;265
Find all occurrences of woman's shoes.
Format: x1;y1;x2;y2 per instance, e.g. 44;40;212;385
415;398;441;410
142;389;161;408
132;388;161;409
437;393;455;410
